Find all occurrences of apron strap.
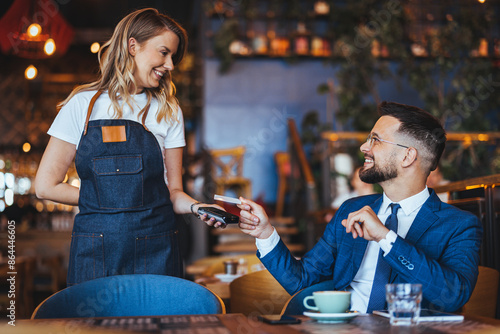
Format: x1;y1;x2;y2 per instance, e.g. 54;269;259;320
83;91;103;136
141;104;151;132
83;90;152;134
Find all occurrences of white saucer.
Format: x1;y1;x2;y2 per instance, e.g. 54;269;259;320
303;311;359;323
214;273;242;283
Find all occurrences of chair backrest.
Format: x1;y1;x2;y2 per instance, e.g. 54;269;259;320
462;266;499;318
209;146;246;179
281;280;336;315
32;274;225;319
229;270;290;316
274;151;290;218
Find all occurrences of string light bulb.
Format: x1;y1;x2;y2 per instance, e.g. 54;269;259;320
27;23;42;38
90;42;100;53
25;65;38;80
22;142;31;153
44;38;56;55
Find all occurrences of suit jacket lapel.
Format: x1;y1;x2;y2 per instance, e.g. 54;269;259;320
390;190;440;283
404;190;440;245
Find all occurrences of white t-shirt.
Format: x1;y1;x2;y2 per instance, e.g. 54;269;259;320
48;90;186;185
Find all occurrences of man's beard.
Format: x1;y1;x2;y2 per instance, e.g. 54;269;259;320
359;160;398;184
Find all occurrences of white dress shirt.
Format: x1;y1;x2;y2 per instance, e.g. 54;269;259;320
256;187;430;313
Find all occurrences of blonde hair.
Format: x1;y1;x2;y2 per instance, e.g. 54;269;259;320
58;8;188;124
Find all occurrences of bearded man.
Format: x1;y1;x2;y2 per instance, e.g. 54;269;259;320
237;101;482;313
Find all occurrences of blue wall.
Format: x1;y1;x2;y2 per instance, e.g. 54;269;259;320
203;58;423;202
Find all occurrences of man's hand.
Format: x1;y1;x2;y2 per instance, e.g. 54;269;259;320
237;197;274;239
341;205;389;242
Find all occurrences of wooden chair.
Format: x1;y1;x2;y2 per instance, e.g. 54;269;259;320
21;257;36;319
229;270;290;316
0;255;36;319
34;254;64;295
274;151;290;218
462;266;499;318
209;146;252;198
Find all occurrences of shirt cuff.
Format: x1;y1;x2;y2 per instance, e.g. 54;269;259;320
255;228;279;258
378;230;397;255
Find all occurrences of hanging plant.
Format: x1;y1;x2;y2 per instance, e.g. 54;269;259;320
213;18;240;73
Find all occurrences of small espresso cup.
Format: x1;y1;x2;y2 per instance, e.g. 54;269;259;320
303;291;351;313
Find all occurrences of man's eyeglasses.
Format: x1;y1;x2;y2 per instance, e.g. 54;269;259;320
366;133;410;149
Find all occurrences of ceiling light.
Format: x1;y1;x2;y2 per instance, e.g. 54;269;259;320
27;23;42;38
0;0;74;59
90;42;100;53
25;65;37;80
44;38;56;55
22;142;31;153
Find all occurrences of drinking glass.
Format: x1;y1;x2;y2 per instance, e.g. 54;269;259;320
385;283;422;326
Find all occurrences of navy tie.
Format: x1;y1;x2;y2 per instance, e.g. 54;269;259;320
366;203;401;313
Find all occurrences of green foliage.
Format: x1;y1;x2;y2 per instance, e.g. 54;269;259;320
213;19;239;73
210;0;500;179
327;0;500;180
301;110;332;146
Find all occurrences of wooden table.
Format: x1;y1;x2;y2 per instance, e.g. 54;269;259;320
9;313;500;334
294;314;500;334
11;314;301;334
194;276;231;299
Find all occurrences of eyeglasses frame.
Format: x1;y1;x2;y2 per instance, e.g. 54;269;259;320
366;133;410;149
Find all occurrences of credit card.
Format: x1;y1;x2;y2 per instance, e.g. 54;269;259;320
214;194;242;205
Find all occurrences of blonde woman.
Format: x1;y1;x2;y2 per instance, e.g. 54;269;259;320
35;8;224;286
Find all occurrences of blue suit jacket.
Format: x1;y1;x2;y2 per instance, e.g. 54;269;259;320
259;189;482;312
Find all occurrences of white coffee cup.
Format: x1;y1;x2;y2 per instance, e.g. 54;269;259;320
303;291;351;313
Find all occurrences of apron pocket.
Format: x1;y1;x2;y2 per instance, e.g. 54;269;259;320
134;230;181;276
92;155;143;209
67;232;105;285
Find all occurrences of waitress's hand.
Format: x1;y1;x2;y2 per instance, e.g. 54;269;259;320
195;204;227;229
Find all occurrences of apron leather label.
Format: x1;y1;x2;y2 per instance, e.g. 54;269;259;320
102;126;126;143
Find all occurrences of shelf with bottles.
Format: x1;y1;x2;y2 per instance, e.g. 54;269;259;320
172;52;204;120
204;0;500;64
208;22;499;62
205;0;333;21
204;0;338;60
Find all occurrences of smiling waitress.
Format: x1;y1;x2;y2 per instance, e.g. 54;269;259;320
35;8;224;286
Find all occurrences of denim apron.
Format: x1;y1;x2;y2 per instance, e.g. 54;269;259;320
67;91;181;286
